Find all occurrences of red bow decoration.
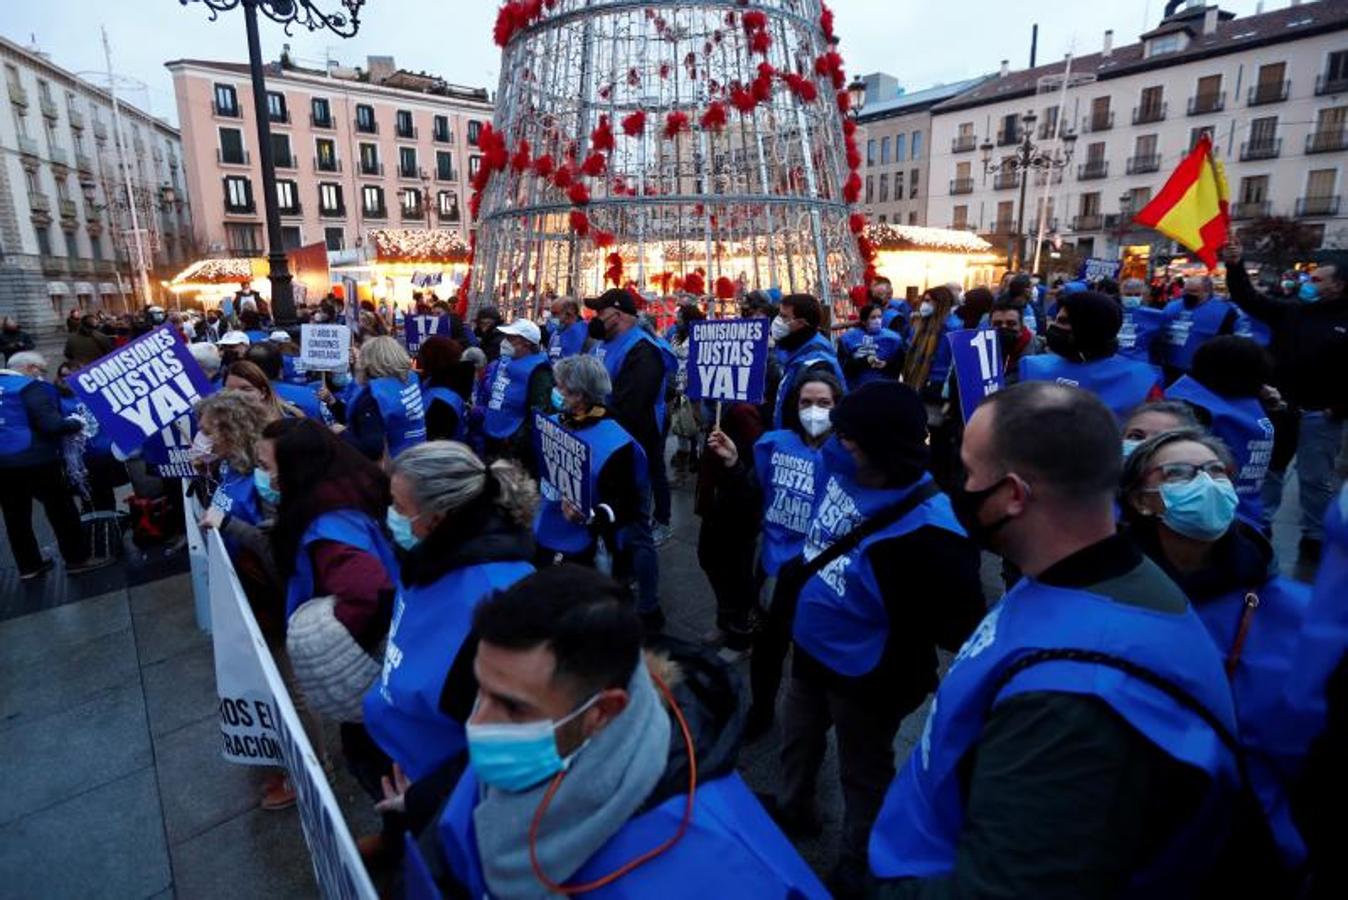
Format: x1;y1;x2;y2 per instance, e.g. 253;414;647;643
663;110;690;139
621;110;647;136
699;101;728;133
591;115;615;153
510;139;532;173
531;153;555;178
567;182;591;206
580;152;607;177
715;275;736;300
568;210;590;236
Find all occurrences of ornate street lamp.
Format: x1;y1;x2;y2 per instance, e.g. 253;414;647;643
847;78;867;118
981;109;1077;271
179;0;367;325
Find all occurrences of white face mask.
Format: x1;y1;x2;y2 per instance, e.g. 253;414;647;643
798;405;832;438
499;341;517;359
918;301;935;318
770;315;792;342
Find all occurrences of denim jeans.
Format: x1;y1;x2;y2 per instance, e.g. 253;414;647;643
649;440;672;527
1261;411;1345;541
616;490;661;613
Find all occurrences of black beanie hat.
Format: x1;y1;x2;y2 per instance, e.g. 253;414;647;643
830;381;930;483
1060;290;1122;359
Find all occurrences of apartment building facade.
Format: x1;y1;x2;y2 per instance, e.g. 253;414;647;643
926;0;1348;264
166;53;492;260
1;36;192;329
856;75;993;228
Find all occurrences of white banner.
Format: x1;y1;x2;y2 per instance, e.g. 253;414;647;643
301;324;351;373
206;528;376;899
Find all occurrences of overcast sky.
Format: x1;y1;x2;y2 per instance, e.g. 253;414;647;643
6;0;1267;126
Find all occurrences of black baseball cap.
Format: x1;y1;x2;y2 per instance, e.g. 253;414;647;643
584;288;638;316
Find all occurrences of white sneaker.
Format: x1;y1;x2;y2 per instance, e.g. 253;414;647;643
652;523;673;546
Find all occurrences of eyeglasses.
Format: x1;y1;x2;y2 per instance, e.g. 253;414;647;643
1147;460;1231;484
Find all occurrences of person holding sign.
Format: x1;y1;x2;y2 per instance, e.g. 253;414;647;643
547;299;589;361
534;355;647;567
837;303;905;390
768;293;844;430
1018;290;1165;422
346;336;427;463
483;319;554;475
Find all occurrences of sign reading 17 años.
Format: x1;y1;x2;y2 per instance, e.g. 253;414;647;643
948;327;1004;423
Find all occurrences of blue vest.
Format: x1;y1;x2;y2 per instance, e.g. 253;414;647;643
59;394;114;456
773;332;844;429
1018;353;1163;421
1161;299;1235;372
870;576;1240;891
274;380;331;425
0;373;34;456
922;313;964;389
363;560;534;782
435;770;829;900
1194;575;1311;865
882;299;912;333
534;417;646;554
280;354;309;385
1165;377;1273;524
358;376;427;458
483;352;549;440
838;327;904;390
210;460;262;526
1234;312;1272;348
793;472;964;677
245;330;271;344
753;430;828;577
549;320;589;361
421;385;466;441
1117;306;1165;363
593;328;675;435
285;509;399;620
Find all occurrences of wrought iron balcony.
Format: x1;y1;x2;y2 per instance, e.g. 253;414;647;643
950;176;974;195
1296;195;1340;217
1230;200;1271;220
1187;92;1225;115
1239;139;1281;161
1247;80;1290;106
1072;213;1103;231
217;148;250;166
1132;102;1167;125
315;156;342;173
993;171;1020;190
360;161;384;176
1127;154;1161;174
1306;129;1347;154
1078;159;1109;180
1082;111;1114;133
952;134;978;153
1316;73;1348;96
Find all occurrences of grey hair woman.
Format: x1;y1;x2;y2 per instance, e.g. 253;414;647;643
553;354;612;414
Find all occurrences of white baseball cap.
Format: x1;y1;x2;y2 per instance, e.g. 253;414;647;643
219;330;251;346
268;330;291;342
498;319;542;346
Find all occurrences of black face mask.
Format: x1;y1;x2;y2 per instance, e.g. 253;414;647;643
995;327;1020;355
1045;323;1078;360
949;475;1014;549
587;317;608;341
1182;292;1202;308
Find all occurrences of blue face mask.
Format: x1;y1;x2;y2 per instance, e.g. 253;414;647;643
1157;472;1238;541
1122;438;1142;459
1121;295;1143;310
253;467;281;504
865;318;882;335
467;694;600;793
386;507;420;551
1299;282;1320;303
551;387;566;412
330;371;351;388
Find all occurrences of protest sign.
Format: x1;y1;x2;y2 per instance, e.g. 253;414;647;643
139;412;200;479
686;318;769;404
948;328;1004;423
341;276;360;330
404;315;451;355
301;324;351;373
68;324;213;455
1080;257;1122;282
534;412;591;514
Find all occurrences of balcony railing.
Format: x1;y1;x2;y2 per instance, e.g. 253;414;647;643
311;112;334;129
1231;200;1271;220
401;204;427;219
363;205;388;219
1188;92;1225;116
92;119;107;139
433;126;452;143
1127;154;1161;174
67;107;84;130
224;199;257;214
436;168;458;182
996;128;1020;147
1240;139;1282;161
75;153;94;177
1316;73;1348;96
49;147;69;168
319;204;347;219
7;81;28;107
274;154;296;170
1078;160;1109;180
360;161;384;176
39;95;58;119
1132;102;1167;125
278;203;303;217
30;191;50;213
1082;111;1115;133
1073;213;1103;231
70;258;94;276
17;135;39;159
989;219;1015;234
213;101;241;118
1306;129;1347;154
949;221;974;231
993;171;1020;190
58;198;77;219
1296;195;1341;217
398;165;420;179
217;148;250;166
1247;80;1290;106
952;134;977;153
355;117;378;134
396;124;418;140
41;256;66;275
1028;217;1058;234
315;157;342;173
268;108;290;124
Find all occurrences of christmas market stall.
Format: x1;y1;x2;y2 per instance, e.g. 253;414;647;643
865;224;1001;296
329;229;472;311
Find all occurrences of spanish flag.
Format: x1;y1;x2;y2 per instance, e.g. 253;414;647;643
1133;134;1230;269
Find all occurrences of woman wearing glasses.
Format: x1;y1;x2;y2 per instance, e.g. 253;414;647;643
1121;428;1310;882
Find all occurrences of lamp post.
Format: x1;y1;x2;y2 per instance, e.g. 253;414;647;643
980;110;1076;272
179;0;366;326
847;78;867;118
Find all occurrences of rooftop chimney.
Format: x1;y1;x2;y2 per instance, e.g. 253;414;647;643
1000;59;1010;77
1102;29;1114;58
1203;7;1219;34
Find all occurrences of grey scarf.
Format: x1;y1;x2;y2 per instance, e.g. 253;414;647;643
474;660;671;899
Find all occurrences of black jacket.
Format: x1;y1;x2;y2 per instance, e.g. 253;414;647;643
1226;260;1348;413
607;336;666;454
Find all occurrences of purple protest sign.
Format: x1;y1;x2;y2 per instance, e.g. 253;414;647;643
68;325;215;455
403;315;452;355
686;318;769;404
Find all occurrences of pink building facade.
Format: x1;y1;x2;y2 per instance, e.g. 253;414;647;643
166;55;492;259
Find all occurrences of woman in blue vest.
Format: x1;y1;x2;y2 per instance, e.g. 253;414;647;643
194;390;274;569
241;342;332;425
223;360;306;421
345;335;427;463
482;318;554;474
837;303;904;390
54;360;126;512
533;354;646;567
777;381;985;897
769;293;846;428
1018;289;1165;421
1159;274;1239;380
1121;428;1310;880
360;440;535;860
1165;336;1277;526
416;335;471;442
900;286;961;402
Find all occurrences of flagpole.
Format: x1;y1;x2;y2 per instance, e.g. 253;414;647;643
1031;53;1073;278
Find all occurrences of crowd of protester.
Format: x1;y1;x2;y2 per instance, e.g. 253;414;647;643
4;244;1348;899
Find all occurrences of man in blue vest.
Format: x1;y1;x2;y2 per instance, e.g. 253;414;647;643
1019;289;1164;421
1159;274;1238;381
769;293;845;430
483;318;554;476
1117;277;1166;364
546;299;588;361
869;382;1241;897
584;288;666;631
0;352;112;579
425;565;828;899
775;381;985;898
873;277;911;334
